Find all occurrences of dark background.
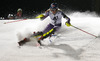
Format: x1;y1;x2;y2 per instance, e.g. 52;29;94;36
0;0;100;18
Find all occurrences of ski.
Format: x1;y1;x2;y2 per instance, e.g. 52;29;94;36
17;32;43;48
17;31;60;48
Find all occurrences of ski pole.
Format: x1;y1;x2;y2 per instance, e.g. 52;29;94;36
4;19;27;24
71;25;98;38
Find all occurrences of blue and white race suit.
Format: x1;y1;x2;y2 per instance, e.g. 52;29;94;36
41;9;70;39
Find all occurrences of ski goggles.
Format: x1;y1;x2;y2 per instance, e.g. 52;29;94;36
50;8;57;11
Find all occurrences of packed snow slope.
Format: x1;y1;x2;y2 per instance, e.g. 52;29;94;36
0;12;100;61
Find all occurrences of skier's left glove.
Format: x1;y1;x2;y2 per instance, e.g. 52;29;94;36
65;22;71;27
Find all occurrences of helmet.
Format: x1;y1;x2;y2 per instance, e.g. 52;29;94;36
17;8;22;12
50;3;58;9
8;14;14;19
8;14;14;18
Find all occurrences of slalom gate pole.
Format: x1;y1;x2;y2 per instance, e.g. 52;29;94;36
71;25;98;38
4;19;27;24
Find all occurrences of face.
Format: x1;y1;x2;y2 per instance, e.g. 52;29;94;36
50;9;57;14
18;11;22;14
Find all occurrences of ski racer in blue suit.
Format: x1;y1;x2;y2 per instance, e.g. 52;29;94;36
18;3;71;46
36;3;71;45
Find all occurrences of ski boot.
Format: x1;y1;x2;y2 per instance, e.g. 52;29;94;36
33;32;43;37
37;35;44;46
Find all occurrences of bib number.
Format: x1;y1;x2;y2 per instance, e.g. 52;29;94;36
53;16;58;24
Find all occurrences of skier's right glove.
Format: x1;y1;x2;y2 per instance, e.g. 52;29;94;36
35;14;44;20
40;16;45;20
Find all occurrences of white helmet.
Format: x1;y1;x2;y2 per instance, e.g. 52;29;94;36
17;8;22;12
8;14;14;18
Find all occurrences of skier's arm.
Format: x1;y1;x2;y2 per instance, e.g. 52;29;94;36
40;10;49;20
61;12;71;27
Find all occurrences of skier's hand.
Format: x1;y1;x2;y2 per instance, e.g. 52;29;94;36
35;14;44;19
65;22;71;27
40;17;44;20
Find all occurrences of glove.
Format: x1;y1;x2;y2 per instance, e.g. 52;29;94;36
65;22;71;27
35;14;44;19
40;16;44;20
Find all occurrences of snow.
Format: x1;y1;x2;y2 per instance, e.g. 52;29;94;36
0;12;100;61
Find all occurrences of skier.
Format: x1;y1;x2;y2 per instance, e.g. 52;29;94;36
18;3;71;46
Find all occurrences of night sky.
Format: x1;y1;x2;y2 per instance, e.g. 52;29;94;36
0;0;93;18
